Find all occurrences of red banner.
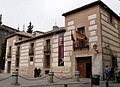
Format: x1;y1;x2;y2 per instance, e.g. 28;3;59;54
58;33;64;66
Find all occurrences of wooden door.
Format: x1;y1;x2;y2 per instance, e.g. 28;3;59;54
7;61;11;73
77;57;91;78
77;62;85;78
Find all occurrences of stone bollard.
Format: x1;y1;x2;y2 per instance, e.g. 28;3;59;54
11;71;19;85
75;71;80;82
49;72;54;83
106;80;109;87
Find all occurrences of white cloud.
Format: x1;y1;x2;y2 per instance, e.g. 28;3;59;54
0;0;119;32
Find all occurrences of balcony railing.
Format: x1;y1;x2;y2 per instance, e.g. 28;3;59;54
44;45;51;55
74;38;89;50
16;51;20;58
7;53;11;58
29;48;34;56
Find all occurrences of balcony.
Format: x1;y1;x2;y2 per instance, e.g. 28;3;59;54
7;53;11;58
74;39;89;50
29;48;34;56
16;51;20;58
44;45;51;56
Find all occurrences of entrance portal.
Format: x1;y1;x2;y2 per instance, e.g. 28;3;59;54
77;56;92;78
7;61;11;73
86;63;91;78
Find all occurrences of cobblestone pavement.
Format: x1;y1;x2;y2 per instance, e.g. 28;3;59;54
0;73;120;87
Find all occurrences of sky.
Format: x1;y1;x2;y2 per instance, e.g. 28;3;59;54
0;0;120;32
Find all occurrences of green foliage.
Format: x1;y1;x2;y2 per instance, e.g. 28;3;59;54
27;22;34;34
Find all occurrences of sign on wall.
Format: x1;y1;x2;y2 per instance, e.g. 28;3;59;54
58;33;64;66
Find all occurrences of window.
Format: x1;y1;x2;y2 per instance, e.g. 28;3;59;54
29;43;34;56
46;39;50;50
19;36;22;40
16;58;19;67
45;56;50;68
110;14;112;24
8;46;11;57
16;46;20;56
30;57;33;61
76;26;89;49
9;46;11;54
77;27;85;34
31;43;34;48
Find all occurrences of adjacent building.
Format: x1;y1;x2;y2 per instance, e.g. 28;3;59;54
0;15;18;71
5;1;120;79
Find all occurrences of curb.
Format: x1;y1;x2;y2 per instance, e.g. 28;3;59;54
21;81;89;87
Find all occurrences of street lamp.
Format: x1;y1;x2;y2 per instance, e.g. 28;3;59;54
93;44;99;54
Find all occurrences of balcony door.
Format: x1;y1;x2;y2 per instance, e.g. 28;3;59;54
45;55;50;69
46;39;50;50
16;46;20;68
7;61;11;73
44;39;51;71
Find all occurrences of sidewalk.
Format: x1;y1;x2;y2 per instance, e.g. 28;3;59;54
18;75;90;87
0;73;120;87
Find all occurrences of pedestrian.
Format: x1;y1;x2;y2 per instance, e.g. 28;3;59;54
109;68;115;81
37;68;41;77
34;68;37;77
104;66;110;80
115;67;120;83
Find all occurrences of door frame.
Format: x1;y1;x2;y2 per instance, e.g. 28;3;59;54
76;56;92;78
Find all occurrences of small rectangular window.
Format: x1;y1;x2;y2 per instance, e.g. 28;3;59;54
19;36;22;40
29;43;34;55
30;57;33;61
77;27;85;34
110;14;112;24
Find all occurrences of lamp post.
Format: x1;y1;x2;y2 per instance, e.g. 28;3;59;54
93;44;99;54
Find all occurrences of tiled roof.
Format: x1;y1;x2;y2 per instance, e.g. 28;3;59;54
0;25;19;32
7;31;33;39
16;31;33;37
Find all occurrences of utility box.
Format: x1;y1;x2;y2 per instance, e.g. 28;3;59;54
92;75;100;85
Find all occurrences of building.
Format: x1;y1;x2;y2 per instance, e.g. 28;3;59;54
5;1;120;79
0;15;18;71
62;0;120;78
4;31;33;73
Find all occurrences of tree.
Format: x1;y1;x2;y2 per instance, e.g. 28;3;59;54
27;22;34;33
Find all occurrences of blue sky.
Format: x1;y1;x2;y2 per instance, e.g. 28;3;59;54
0;0;120;32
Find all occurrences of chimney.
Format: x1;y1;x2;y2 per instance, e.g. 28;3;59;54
53;25;59;30
22;25;25;32
0;14;2;26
